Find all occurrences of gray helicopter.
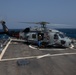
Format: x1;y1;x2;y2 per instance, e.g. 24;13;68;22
19;22;73;48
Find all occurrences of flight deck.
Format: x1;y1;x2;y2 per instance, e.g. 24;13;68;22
0;39;76;75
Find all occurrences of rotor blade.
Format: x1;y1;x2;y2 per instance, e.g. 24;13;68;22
19;22;37;24
19;21;50;25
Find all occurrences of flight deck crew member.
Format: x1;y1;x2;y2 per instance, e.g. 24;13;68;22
38;35;42;47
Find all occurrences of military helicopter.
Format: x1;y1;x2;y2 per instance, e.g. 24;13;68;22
0;20;73;48
19;21;73;48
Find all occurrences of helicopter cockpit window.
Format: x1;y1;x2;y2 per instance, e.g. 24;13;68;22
32;34;36;39
59;33;65;38
54;34;58;39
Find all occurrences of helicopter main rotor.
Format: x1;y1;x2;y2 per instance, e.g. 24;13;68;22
19;21;50;28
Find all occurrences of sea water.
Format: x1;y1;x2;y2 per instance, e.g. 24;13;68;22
58;29;76;39
0;29;76;39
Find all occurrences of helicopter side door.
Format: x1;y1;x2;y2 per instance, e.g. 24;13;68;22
27;32;38;43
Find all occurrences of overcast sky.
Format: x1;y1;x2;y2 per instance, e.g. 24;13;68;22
0;0;76;29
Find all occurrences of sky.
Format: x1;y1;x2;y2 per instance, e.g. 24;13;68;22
0;0;76;29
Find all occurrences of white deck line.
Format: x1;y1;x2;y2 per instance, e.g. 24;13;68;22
29;45;37;49
39;48;76;51
1;52;76;62
11;39;25;42
29;45;68;51
0;56;36;62
37;52;76;59
0;39;12;60
39;48;67;51
29;45;76;51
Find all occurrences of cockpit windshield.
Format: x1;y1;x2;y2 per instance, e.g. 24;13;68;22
59;33;65;38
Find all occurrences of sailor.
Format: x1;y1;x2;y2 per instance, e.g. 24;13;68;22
38;35;42;47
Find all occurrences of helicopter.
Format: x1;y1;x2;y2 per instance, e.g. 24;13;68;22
19;21;73;48
0;20;73;48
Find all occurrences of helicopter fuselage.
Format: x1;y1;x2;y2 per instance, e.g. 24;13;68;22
19;27;72;48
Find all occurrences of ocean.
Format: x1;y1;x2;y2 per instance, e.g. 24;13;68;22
57;29;76;39
0;29;76;39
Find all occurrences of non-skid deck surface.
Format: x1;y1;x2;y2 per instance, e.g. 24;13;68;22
0;41;76;75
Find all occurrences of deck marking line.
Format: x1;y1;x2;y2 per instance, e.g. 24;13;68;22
37;54;50;59
37;53;76;59
70;44;74;49
1;52;76;61
29;45;68;51
49;52;76;57
29;45;37;49
0;56;36;61
39;49;66;51
0;39;12;60
11;39;25;42
0;54;49;61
